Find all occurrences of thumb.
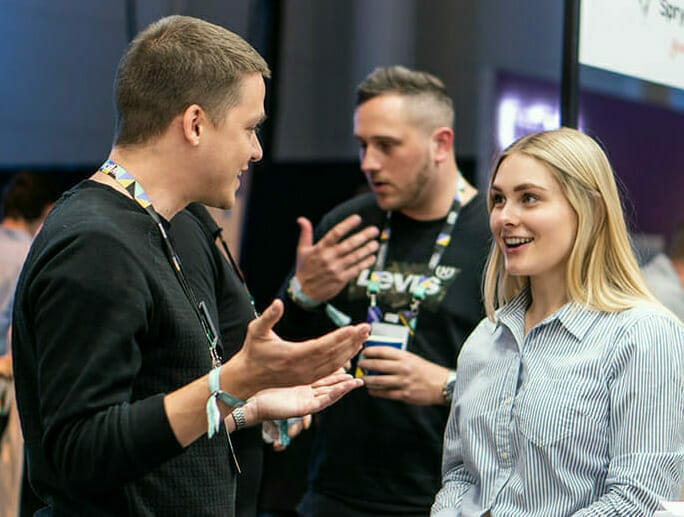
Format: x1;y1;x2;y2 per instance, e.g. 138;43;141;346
296;217;314;253
248;299;284;339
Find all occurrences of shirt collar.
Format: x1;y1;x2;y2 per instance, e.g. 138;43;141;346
494;285;601;341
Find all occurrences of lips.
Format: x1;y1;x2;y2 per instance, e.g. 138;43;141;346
503;236;533;249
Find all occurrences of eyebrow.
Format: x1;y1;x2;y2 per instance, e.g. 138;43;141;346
354;135;401;144
490;182;548;192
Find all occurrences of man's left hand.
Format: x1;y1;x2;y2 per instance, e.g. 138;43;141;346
358;346;450;405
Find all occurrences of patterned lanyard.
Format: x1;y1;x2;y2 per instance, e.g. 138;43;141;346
98;160;224;368
366;178;465;330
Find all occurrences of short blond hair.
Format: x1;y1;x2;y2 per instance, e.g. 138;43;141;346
483;127;657;319
115;15;270;146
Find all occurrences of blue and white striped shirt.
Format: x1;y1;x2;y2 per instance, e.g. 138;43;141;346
432;289;684;516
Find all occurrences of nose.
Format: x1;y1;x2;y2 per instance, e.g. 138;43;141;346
492;201;519;228
360;146;381;173
250;133;263;163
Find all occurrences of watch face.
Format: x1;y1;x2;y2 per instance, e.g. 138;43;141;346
444;373;457;403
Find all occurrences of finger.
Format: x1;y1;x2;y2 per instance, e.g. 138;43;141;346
303;414;312;429
294;324;369;382
311;378;363;410
318;214;363;247
273;442;287;452
334;226;380;257
334;250;378;283
362;373;402;390
310;371;354;388
247;299;283;338
359;345;403;360
357;358;398;376
288;420;305;438
296;217;314;252
303;323;369;362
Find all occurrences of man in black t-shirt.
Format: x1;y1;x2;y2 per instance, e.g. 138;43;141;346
277;66;491;516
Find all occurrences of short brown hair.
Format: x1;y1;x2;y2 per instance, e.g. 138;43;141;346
356;65;454;130
115;15;271;146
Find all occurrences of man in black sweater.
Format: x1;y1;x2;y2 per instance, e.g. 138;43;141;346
11;16;368;516
277;66;491;516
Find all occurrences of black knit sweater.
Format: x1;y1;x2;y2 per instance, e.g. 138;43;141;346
12;181;235;516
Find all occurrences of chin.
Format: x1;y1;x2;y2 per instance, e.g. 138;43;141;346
374;196;401;212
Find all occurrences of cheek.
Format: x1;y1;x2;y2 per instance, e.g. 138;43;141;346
489;212;501;234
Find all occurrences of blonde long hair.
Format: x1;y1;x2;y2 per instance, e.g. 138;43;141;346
483;127;657;319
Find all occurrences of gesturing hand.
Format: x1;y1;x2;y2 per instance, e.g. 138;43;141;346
252;370;362;422
294;215;379;303
226;299;369;396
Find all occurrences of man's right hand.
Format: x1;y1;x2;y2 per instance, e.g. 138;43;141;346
293;214;379;303
224;299;370;397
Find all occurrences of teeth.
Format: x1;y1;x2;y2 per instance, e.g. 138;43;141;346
504;237;532;246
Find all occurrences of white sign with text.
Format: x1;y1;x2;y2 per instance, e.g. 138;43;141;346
579;0;684;90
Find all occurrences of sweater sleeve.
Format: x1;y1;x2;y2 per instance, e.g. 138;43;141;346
28;229;183;490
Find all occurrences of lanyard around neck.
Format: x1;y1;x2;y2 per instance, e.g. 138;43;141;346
367;177;466;316
98;159;224;368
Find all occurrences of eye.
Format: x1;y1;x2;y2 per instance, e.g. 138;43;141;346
490;193;505;206
522;192;539;204
376;140;395;153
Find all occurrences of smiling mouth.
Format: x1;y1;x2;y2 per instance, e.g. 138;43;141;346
504;237;533;248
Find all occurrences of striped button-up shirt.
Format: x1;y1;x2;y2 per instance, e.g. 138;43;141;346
432;289;684;516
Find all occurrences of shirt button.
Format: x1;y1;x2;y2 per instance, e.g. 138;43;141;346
501;451;508;461
504;397;512;405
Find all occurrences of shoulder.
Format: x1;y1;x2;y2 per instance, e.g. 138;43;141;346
322;193;381;223
26;183;154;277
602;305;684;371
317;193;384;233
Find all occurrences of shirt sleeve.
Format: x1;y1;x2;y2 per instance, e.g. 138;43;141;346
571;311;684;515
431;386;477;515
27;229;183;490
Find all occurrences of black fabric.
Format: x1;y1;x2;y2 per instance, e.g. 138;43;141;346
170;205;264;517
11;181;236;516
277;192;490;515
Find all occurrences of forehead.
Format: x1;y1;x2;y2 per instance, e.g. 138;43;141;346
493;153;560;189
224;73;266;122
353;93;416;136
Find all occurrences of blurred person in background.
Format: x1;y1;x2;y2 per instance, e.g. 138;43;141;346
0;171;57;517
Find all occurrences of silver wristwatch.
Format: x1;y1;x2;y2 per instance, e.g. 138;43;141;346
442;370;457;405
231;406;247;431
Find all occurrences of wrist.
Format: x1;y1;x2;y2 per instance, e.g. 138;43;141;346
241;400;259;426
218;355;259;401
287;275;322;309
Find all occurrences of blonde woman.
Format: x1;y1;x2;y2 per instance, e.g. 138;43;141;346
432;128;683;516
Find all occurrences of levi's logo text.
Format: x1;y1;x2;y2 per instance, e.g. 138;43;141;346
348;263;461;309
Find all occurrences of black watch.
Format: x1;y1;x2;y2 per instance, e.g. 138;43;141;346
442;371;457;405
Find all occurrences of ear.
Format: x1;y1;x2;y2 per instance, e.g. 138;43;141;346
431;127;453;164
181;104;205;146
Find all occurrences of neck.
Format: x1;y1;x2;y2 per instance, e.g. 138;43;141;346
400;164;478;221
525;276;568;333
93;146;188;220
